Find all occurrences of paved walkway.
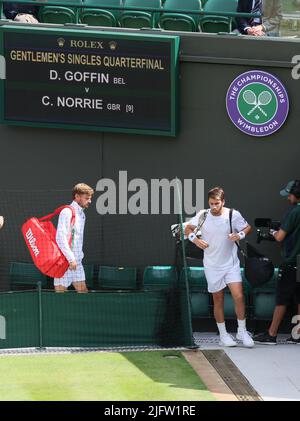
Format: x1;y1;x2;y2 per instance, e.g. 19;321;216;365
194;332;300;401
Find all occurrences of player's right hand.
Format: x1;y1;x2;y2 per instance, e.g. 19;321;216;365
69;261;77;271
194;238;209;249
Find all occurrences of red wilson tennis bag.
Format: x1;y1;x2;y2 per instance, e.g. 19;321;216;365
21;205;75;278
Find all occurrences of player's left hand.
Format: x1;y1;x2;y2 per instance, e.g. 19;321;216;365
228;233;240;242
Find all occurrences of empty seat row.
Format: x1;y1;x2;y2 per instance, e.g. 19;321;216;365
183;266;249;318
13;0;239;34
185;266;279;320
9;262;177;291
9;262;278;321
37;0;198;30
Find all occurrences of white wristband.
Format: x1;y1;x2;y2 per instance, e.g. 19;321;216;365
188;233;197;242
270;229;278;238
238;231;246;240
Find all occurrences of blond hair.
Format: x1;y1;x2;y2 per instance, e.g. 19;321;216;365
72;183;94;199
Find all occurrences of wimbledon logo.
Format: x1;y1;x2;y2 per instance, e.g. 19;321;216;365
226;70;289;137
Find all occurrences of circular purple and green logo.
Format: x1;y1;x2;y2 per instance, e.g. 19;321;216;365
226;70;289;137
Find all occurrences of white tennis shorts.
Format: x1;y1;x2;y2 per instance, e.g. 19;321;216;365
54;262;86;287
204;264;242;293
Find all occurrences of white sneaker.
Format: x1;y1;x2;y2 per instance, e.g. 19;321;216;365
236;330;254;348
219;333;237;347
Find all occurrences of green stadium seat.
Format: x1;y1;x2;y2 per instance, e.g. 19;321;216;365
252;292;275;320
251;268;278;320
181;266;207;289
79;0;122;26
0;2;4;20
39;6;79;24
240;266;251;293
98;266;137;290
190;292;210;318
82;263;95;289
158;0;202;32
9;262;47;290
119;0;161;29
80;9;117;26
181;267;210;318
47;0;83;3
143;266;177;291
200;0;238;33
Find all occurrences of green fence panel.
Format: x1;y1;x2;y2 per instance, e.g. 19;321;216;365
0;291;39;349
41;290;194;348
0;287;194;349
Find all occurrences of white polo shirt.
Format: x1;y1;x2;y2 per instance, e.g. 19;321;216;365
56;200;86;263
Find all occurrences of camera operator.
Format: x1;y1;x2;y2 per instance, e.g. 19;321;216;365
254;180;300;344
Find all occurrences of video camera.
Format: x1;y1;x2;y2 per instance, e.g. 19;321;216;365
255;218;281;244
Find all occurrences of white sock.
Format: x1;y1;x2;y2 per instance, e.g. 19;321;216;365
217;322;227;336
237;319;246;331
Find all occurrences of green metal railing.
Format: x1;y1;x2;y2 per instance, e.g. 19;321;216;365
0;0;262;20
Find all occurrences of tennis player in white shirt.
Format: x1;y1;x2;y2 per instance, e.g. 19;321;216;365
54;183;94;293
185;187;254;347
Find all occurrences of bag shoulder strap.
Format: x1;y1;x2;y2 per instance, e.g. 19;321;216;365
38;205;76;227
229;208;234;233
229;208;246;257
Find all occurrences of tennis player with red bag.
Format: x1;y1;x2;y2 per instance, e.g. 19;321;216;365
21;205;75;278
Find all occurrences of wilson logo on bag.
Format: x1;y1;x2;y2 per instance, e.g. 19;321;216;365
21;205;75;278
25;228;40;256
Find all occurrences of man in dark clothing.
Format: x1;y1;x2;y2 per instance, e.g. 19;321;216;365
254;180;300;345
236;0;264;35
3;2;39;23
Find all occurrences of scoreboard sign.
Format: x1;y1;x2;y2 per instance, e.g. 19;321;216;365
0;27;179;136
